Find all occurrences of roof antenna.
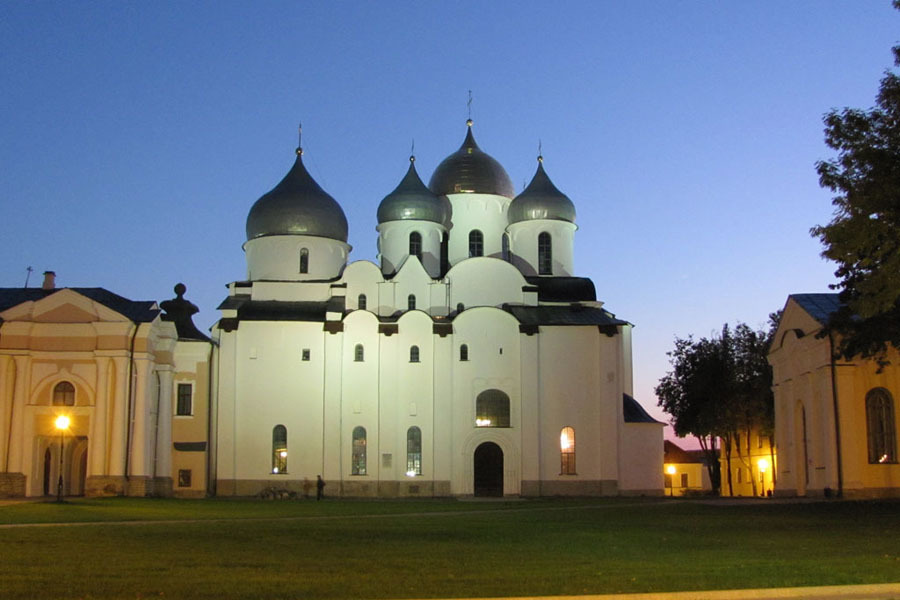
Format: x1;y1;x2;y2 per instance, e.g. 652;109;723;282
296;122;303;156
467;90;473;126
24;266;33;288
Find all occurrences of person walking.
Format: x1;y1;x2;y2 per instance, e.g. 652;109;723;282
316;475;325;501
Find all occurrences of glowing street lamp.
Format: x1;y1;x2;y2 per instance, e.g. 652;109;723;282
54;415;70;503
665;465;676;497
757;458;770;497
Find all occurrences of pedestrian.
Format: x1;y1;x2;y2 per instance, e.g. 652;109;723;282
316;475;325;501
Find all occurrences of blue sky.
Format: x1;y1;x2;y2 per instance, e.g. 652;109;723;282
2;1;896;438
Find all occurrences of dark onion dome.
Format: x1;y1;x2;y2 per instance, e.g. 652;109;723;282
428;121;515;198
507;158;576;224
246;148;348;242
377;156;451;226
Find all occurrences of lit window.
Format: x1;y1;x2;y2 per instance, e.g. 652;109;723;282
272;425;287;474
410;345;420;363
460;344;468;361
408;294;416;311
409;232;422;261
406;426;422;476
358;294;367;311
299;248;309;274
52;381;75;406
468;230;483;257
352;426;367;475
560;426;575;474
538;232;552;275
866;388;897;464
475;389;510;427
176;383;192;416
354;344;364;362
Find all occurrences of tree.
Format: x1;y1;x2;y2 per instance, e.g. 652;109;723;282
811;16;900;360
656;321;775;496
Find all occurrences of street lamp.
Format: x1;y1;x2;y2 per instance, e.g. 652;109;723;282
757;458;770;497
665;465;677;497
54;415;70;502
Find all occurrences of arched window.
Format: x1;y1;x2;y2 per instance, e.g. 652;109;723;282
409;231;422;261
272;425;287;474
352;426;367;475
299;248;309;274
501;233;510;262
53;381;75;406
560;426;576;474
354;344;364;362
406;426;422;476
358;294;367;311
866;388;897;464
456;303;464;313
408;294;416;311
468;230;483;258
460;344;469;361
538;232;552;275
475;389;510;427
410;345;420;363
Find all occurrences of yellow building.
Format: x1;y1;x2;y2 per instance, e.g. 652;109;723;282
718;429;775;497
769;294;899;498
663;440;712;496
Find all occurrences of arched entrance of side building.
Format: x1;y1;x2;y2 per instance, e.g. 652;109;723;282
39;436;88;497
474;442;503;497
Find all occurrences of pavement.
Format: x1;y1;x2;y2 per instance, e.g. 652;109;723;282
427;585;900;600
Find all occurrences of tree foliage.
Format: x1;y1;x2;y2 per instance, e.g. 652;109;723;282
812;22;900;359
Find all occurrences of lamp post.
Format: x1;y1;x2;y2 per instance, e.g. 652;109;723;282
665;465;676;497
54;415;70;503
757;458;769;497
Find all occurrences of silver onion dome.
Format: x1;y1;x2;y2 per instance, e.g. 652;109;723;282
507;158;576;224
428;121;514;198
377;157;451;226
246;148;348;242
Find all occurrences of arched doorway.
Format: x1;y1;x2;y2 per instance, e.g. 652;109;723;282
474;442;503;497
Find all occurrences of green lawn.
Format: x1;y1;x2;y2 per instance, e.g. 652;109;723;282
1;497;898;599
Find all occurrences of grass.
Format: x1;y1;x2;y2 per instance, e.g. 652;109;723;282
1;497;899;599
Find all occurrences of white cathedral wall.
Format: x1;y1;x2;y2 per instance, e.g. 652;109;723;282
445;258;529;310
507;220;577;277
377;220;445;278
342;261;383;312
244;235;350;281
446;193;512;266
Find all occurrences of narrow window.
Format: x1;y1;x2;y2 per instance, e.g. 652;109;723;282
538;232;552;275
737;468;743;483
501;233;510;261
354;344;364;362
681;473;689;488
408;294;416;311
409;232;422;261
272;425;287;474
757;434;764;449
468;230;483;257
866;388;897;464
410;345;420;363
560;426;575;474
456;303;464;313
406;426;422;476
176;383;192;416
475;389;510;427
302;349;310;361
460;344;469;361
358;294;367;311
352;426;367;475
178;469;192;487
299;248;309;274
52;381;75;406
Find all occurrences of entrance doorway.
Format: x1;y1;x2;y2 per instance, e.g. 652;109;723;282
474;442;503;497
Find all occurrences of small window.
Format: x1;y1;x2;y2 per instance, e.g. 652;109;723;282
176;383;192;416
409;232;422;261
460;344;469;361
475;389;510;427
681;473;689;488
468;230;483;257
406;426;422;476
456;303;464;313
52;381;75;406
358;294;367;311
501;233;510;261
866;388;897;464
299;248;309;274
410;345;420;363
737;468;743;483
408;294;416;311
538;232;552;275
352;426;367;475
272;425;287;474
757;434;764;449
354;344;364;362
178;469;192;488
302;349;310;361
560;426;575;474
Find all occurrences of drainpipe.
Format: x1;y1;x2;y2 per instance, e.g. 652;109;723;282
828;332;844;498
124;322;139;489
206;338;218;496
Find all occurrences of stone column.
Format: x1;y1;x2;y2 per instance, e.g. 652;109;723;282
7;355;30;473
155;366;174;496
89;357;109;477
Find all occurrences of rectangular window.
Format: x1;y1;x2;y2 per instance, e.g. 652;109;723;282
737;468;743;483
176;383;192;416
178;469;192;487
681;473;688;488
302;348;310;361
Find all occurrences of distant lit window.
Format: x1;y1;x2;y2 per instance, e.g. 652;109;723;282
352;426;367;475
475;389;509;427
176;383;192;416
866;388;897;464
468;230;483;257
408;294;416;311
406;427;422;476
409;232;422;261
460;344;468;361
538;232;552;275
354;344;364;362
272;425;287;474
299;248;309;274
53;381;75;406
560;426;575;474
358;294;367;311
410;345;420;363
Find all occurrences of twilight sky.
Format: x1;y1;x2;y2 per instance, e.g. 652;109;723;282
1;2;896;439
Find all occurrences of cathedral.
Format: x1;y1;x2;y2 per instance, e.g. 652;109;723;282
0;121;663;498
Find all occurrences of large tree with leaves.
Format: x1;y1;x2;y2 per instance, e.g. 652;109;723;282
811;15;900;360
